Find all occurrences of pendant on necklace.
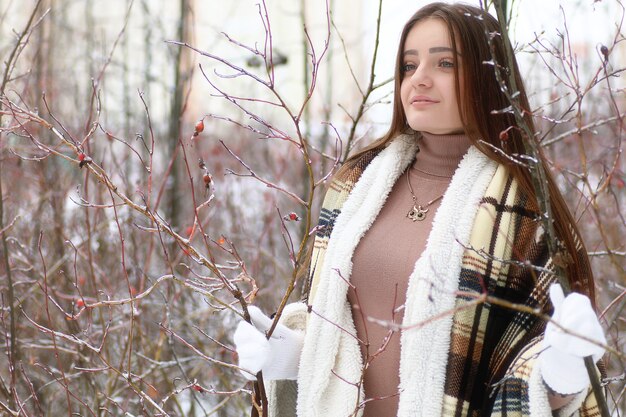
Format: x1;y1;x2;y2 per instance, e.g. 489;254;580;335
407;205;428;221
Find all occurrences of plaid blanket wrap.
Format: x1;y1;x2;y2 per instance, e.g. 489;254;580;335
268;134;601;417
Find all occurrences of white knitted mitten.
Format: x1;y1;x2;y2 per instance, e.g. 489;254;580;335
233;306;304;381
540;284;606;395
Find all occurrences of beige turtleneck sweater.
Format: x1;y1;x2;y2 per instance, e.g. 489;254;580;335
347;132;472;417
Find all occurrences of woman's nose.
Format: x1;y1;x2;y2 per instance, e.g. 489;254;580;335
410;65;432;88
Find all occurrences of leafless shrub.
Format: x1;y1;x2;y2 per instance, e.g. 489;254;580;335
0;1;624;416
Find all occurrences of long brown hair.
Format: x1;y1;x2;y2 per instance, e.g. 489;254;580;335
339;3;594;299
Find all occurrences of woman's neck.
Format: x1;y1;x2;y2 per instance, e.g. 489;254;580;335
411;131;472;179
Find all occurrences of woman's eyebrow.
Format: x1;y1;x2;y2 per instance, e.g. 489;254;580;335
429;46;455;54
403;47;461;56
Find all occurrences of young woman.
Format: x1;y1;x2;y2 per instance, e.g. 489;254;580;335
234;3;606;416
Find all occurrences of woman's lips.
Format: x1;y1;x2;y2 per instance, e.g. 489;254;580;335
410;95;439;105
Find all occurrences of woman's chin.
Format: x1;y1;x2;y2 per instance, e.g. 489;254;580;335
408;126;466;135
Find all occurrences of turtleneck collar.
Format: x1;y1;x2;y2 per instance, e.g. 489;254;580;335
410;131;472;179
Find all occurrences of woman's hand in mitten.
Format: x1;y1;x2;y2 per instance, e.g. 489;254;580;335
233;306;304;381
540;284;606;395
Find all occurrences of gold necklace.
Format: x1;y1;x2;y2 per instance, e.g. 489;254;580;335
406;168;444;221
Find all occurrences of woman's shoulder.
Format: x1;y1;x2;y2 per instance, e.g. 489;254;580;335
335;132;418;182
337;147;382;181
322;133;419;206
315;145;385;218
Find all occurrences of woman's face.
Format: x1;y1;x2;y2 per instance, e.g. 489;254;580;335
400;18;464;135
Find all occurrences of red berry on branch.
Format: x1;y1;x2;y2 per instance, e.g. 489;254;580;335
600;45;609;62
499;130;508;141
195;120;205;133
75;299;85;308
284;212;300;221
78;153;93;168
203;173;212;187
192;384;204;393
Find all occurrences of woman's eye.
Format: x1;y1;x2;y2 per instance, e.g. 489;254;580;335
439;59;455;68
402;63;416;73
